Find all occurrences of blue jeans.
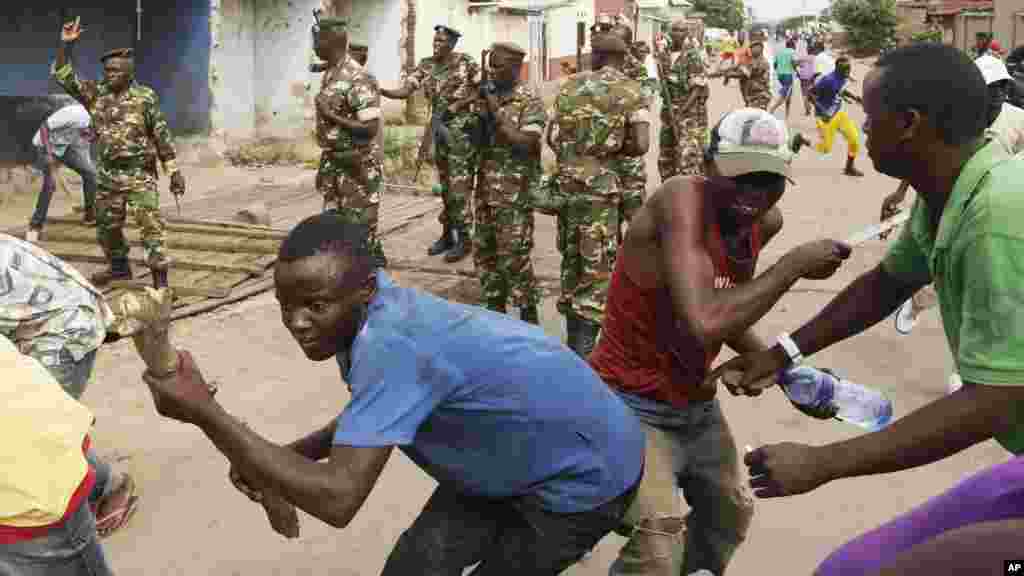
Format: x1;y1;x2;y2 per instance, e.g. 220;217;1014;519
0;500;113;576
30;143;98;230
44;350;113;507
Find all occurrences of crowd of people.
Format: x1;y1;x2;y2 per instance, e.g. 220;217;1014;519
4;11;1024;576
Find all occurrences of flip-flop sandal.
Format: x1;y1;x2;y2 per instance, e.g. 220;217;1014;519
95;475;139;539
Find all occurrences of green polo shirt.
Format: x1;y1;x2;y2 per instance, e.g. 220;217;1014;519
883;140;1024;454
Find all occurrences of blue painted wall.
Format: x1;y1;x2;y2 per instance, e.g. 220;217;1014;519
0;1;211;135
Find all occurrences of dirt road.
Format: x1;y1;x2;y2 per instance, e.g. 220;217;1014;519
55;61;1013;575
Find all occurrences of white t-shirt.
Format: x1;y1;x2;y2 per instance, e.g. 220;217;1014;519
31;104;91;152
815;51;836;77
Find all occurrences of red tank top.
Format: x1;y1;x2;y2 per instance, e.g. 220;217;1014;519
589;220;762;408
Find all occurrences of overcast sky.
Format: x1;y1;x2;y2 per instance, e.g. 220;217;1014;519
749;0;831;21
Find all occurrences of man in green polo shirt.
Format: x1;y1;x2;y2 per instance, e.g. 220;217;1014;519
705;43;1024;574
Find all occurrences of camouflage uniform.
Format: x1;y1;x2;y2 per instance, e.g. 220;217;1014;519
612;53;654;230
744;57;772;110
658;47;705;181
551;66;647;330
404;53;480;233
316;54;386;263
472;82;546;318
54;59;176;272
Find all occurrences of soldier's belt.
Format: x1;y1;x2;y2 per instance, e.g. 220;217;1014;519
103;156;156;171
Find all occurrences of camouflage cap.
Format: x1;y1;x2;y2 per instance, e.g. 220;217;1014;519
318;17;348;31
491;41;526;58
434;25;462;39
101;48;133;62
591;34;629;54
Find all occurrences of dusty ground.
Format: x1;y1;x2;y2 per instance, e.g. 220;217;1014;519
7;59;1014;575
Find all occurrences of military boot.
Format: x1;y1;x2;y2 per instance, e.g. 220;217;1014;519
564;314;579;353
90;257;132;287
444;226;470;263
151;269;169;289
427;224;453;256
520;305;540;325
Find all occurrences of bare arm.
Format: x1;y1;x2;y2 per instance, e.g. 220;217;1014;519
657;182;832;348
196;401;392;529
790;264;921;360
285;418;338;461
821;380;1024;484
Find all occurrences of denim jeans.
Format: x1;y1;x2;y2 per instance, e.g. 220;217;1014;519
610;395;754;576
0;501;113;576
43;350;113;507
30;143;98;230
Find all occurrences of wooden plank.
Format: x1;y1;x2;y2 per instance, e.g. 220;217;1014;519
38;242;266;275
106;279;232;298
45;216;288;239
40;227;281;255
170;277;276;321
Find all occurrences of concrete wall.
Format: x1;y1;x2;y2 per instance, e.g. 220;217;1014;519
209;0;320;143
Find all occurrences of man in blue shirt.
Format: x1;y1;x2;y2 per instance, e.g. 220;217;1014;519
139;212;645;574
796;55;865;177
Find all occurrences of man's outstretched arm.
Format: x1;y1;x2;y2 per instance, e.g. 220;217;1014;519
656;180;849;348
196;401;392;529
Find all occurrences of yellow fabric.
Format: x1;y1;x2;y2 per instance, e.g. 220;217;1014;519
0;336;93;527
815;110;860;157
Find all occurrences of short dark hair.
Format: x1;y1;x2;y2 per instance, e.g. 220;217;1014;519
836;55;850;65
875;43;988;146
278;212;374;284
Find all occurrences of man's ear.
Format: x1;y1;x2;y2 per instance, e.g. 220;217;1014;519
358;271;377;304
901;109;923;143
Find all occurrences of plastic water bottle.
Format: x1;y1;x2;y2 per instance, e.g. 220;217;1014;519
779;366;894;432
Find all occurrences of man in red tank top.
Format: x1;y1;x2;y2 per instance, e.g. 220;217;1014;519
589;108;851;576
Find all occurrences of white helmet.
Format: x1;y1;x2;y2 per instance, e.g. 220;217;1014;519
975;54;1012;85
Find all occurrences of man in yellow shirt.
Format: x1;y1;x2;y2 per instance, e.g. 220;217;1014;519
0;335;112;575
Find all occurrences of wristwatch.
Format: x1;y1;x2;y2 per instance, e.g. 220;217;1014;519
777;331;803;366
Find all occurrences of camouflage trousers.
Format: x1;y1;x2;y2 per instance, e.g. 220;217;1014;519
94;167;167;268
435;115;478;231
317;150;386;261
659;114;706;182
556;175;622;325
609;156;646;239
473;201;539;312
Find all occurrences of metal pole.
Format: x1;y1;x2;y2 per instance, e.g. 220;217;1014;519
528;7;544;89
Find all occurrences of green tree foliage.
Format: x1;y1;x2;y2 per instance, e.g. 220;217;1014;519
831;0;898;54
690;0;746;32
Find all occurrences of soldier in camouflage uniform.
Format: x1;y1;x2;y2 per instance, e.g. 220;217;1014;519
466;43;545;323
547;34;650;356
312;18;386;266
54;19;184;289
716;38;772;109
609;25;653;234
657;20;709;181
382;25;480;263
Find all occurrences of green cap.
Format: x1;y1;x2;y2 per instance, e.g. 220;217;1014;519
101;48;134;62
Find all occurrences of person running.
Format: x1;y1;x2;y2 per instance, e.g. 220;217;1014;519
589;108;850;575
139;213;647;575
770;39;798;118
797;55;865;177
709;43;1024;575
